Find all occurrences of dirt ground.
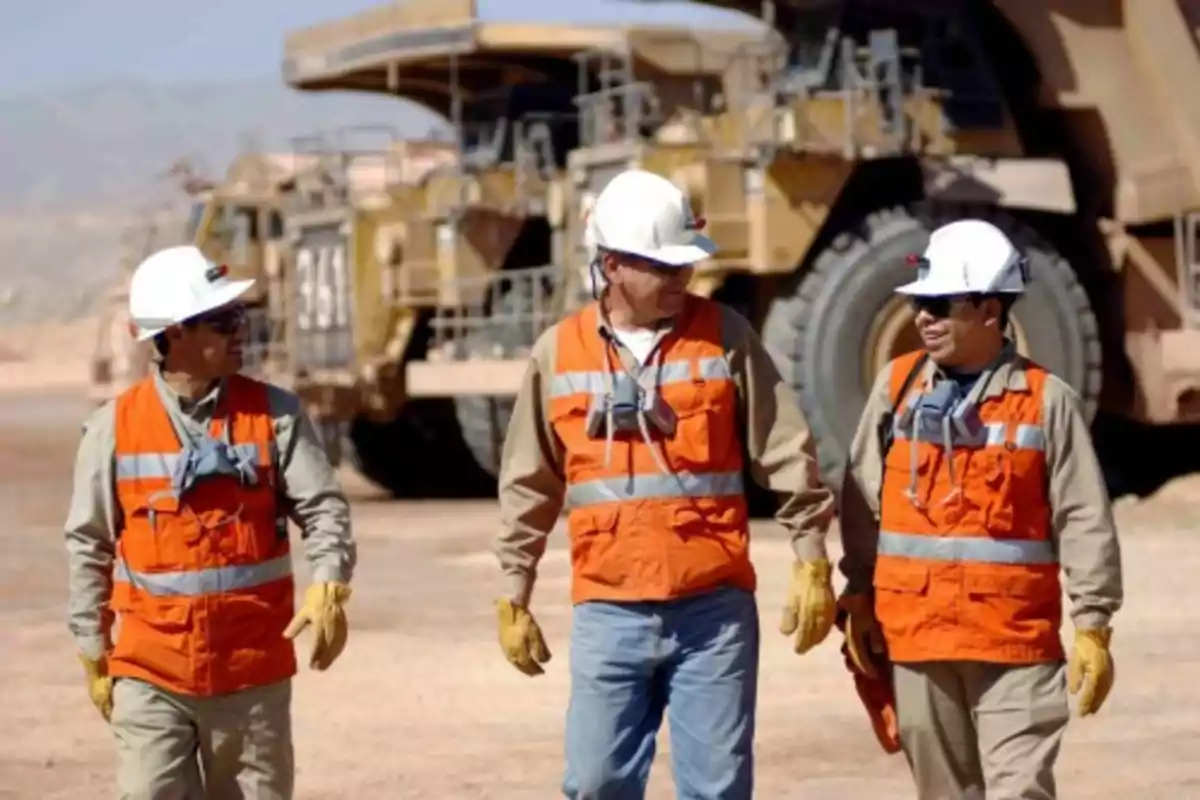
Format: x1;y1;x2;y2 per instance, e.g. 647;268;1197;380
2;383;1200;799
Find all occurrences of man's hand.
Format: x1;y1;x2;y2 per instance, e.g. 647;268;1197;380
838;593;886;678
496;598;551;676
780;558;836;654
1068;626;1115;716
284;581;352;671
78;653;113;722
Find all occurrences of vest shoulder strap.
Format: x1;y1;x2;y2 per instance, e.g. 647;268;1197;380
223;373;272;419
886;350;929;406
878;351;929;464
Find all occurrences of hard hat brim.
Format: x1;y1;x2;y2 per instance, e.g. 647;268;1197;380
894;275;1025;297
134;278;255;341
894;276;964;297
628;233;719;267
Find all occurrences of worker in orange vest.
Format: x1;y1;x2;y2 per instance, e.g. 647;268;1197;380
838;219;1124;799
64;245;356;799
492;169;838;799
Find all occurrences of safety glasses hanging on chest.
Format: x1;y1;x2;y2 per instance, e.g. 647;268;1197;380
585;335;678;474
894;377;988;508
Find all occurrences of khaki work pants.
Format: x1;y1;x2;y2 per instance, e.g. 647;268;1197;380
894;661;1069;800
110;677;294;800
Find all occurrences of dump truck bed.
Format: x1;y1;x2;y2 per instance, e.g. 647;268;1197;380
628;0;1200;223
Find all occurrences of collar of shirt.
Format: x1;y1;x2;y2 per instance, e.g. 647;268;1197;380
921;339;1029;402
594;299;685;375
152;366;227;443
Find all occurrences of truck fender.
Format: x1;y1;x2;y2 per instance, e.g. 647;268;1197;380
920;155;1076;214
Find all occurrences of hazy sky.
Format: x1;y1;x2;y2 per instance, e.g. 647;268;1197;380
0;0;758;96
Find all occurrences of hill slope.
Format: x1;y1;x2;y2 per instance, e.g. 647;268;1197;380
0;78;437;325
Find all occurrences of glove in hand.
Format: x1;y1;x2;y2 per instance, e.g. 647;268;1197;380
496;597;551;676
1068;626;1114;716
779;558;836;654
838;593;886;678
79;653;113;722
284;581;352;671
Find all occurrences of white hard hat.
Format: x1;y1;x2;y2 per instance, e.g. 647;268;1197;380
895;219;1027;297
128;245;254;341
586;169;717;267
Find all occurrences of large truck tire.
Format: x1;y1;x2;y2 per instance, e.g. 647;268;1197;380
453;277;550;478
760;203;1103;488
455;394;513;479
342;399;495;498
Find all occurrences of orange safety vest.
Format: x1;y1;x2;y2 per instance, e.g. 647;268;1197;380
108;375;297;696
874;350;1063;664
549;297;752;604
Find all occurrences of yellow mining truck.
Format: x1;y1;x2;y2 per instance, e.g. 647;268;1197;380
88;152;309;404
388;0;1200;490
603;0;1200;488
274;125;464;492
188;151;315;380
280;0;762;491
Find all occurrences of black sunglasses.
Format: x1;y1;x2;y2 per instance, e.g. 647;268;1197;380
186;304;246;335
908;295;964;319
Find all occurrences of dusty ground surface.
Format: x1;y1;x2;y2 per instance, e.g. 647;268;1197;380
2;382;1199;799
0;319;97;394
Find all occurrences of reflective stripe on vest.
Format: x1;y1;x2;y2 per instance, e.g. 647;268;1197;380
115;443;260;480
892;421;1046;451
549;356;733;400
567;469;744;507
114;553;293;596
877;530;1057;565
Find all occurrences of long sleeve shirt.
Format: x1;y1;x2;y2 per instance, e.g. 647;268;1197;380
65;369;355;659
839;353;1124;630
494;299;836;605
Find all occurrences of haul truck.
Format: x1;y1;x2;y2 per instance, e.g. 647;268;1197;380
394;0;1200;488
275;124;463;492
280;0;764;491
88;152;311;403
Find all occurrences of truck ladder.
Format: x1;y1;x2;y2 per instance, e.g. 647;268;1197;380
1178;210;1200;328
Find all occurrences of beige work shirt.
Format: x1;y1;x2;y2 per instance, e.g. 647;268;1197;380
839;348;1124;630
495;298;836;605
65;368;356;660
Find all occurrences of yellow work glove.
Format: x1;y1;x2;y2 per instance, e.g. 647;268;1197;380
496;598;551;676
779;558;837;655
78;653;113;723
838;593;886;679
284;581;352;671
1068;626;1115;716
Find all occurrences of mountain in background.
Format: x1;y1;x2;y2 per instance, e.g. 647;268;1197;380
0;78;439;326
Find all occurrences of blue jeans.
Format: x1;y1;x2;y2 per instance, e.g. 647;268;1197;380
562;585;760;800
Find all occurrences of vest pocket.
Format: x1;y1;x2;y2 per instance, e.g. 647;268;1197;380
122;500;196;570
549;394;610;474
964;570;1058;605
875;562;931;594
568;505;626;588
883;443;933;500
874;562;931;643
112;598;194;679
977;450;1016;533
670;401;716;470
963;569;1061;646
672;498;746;533
670;380;744;472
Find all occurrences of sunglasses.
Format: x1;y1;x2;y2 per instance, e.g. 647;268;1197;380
186;304;246;335
908;295;966;319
